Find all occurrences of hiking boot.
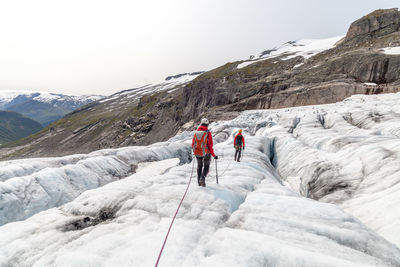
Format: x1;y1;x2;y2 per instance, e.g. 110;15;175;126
200;178;206;187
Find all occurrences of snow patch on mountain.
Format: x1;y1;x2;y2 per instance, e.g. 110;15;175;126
383;46;400;55
237;35;344;69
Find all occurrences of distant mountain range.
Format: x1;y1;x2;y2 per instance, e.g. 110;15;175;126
0;91;104;126
0;73;201;157
0;111;43;145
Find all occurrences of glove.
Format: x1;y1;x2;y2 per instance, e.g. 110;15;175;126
214;156;219;160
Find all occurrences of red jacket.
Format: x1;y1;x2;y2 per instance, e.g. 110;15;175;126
234;133;245;149
192;125;216;157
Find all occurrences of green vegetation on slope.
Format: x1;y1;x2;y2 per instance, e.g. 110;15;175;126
6;100;76;126
0;111;43;145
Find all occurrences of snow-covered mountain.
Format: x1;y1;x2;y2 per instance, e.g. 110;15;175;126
1;92;400;266
0;91;102;109
0;91;104;126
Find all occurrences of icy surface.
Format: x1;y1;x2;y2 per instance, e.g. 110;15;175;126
249;93;400;247
237;36;343;69
0;143;191;226
1;93;400;266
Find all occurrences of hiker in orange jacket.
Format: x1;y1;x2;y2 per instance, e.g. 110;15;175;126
233;129;245;162
192;118;218;187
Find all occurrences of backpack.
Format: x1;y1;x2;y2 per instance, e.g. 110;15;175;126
193;130;209;157
235;134;243;146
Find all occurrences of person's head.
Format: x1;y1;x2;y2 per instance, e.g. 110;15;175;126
201;118;209;126
239;129;242;134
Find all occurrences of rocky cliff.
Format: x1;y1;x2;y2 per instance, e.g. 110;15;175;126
345;8;399;41
182;8;400;124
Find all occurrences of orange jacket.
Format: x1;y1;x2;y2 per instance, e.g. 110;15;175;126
192;125;216;157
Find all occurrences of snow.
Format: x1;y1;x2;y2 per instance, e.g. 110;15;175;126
237;55;280;69
0;155;83;181
0;90;103;104
1;92;400;266
383;46;400;55
237;35;344;69
293;63;304;68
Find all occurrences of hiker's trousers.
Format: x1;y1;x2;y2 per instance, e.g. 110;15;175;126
234;146;242;161
196;154;211;182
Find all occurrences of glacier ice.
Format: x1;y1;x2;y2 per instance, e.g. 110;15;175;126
1;93;400;266
0;143;191;226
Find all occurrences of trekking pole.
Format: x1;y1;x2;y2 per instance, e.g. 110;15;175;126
215;158;219;184
241;148;244;161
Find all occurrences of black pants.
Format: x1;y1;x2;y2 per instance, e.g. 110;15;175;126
196;154;211;183
235;147;242;161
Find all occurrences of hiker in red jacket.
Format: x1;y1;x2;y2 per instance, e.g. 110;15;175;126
192;118;218;187
234;129;245;162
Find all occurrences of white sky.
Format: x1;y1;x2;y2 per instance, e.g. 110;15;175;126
0;0;398;96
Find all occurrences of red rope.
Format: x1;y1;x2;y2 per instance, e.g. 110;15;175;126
155;159;195;267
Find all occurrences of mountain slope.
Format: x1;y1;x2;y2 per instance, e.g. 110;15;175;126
0;111;43;145
0;73;201;158
0;91;104;126
1;92;400;266
1;8;400;160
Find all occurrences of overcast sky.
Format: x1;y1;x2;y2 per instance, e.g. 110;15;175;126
0;0;398;96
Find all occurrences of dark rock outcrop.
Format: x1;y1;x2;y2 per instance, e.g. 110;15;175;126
165;71;204;81
346;8;400;41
